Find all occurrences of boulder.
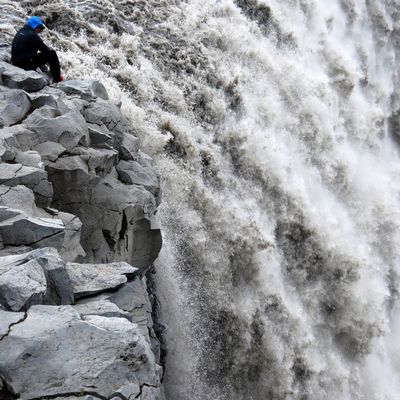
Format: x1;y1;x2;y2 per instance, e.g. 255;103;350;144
57;79;109;101
15;150;43;168
0;248;74;311
33;141;66;162
84;99;130;134
65;261;138;299
24;106;89;150
116;132;140;160
116;159;160;198
78;147;119;176
0;89;30;127
0;256;46;311
0;184;37;216
0;206;64;247
0;61;46;92
0;125;39;152
0;305;159;399
0;163;53;207
28;92;58;110
88;123;114;145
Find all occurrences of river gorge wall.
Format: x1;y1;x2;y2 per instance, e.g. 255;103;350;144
0;49;164;399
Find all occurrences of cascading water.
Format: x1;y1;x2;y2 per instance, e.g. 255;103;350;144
2;0;400;398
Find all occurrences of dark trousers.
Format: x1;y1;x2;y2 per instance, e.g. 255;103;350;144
13;50;61;82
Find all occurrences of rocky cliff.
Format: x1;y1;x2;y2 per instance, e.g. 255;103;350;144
0;58;164;400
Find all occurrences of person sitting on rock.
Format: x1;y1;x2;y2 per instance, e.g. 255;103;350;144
11;16;64;83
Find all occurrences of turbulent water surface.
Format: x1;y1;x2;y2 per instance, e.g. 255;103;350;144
2;0;400;399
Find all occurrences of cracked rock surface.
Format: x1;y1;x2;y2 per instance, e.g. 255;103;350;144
0;59;164;400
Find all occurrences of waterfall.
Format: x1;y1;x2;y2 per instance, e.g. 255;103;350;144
4;0;400;398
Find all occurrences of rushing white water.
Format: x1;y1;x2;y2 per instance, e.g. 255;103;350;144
2;0;400;398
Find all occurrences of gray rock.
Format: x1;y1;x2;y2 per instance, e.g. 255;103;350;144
141;386;166;400
0;163;53;207
24;106;89;150
116;159;160;197
88;123;114;145
57;80;109;101
66;261;138;299
0;206;64;247
73;299;133;321
0;125;39;152
28;92;58;110
107;278;152;337
116;132;140;161
0;184;36;215
0;257;47;311
0;89;30;127
0;248;74;311
78;147;119;176
0;61;46;92
33;141;66;162
112;383;141;399
15;150;43;168
57;212;85;262
0;305;158;398
0;310;25;338
84;99;130;134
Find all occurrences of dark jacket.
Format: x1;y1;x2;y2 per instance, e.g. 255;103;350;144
11;25;51;65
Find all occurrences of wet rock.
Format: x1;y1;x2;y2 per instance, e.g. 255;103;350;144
24;106;89;150
57;79;109;101
0;61;46;92
0;305;158;399
0;89;30;127
66;261;138;299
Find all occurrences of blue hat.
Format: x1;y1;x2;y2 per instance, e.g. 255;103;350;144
27;16;46;30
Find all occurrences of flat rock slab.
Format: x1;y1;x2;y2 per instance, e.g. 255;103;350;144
57;80;109;101
0;206;64;246
0;305;157;399
66;261;139;299
0;89;31;127
0;247;73;311
0;61;46;92
73;299;132;321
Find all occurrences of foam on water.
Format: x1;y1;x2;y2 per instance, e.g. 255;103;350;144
3;0;400;398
